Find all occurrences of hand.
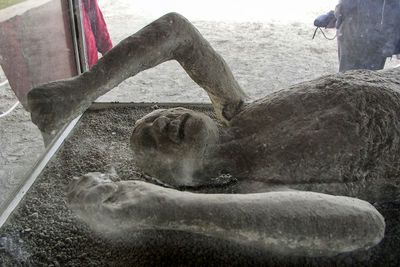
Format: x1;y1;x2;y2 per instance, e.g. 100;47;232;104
67;172;118;206
67;173;169;232
27;79;84;134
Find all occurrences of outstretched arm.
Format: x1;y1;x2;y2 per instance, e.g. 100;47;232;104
67;173;385;257
28;12;247;134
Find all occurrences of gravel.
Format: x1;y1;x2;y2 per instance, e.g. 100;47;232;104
0;105;399;266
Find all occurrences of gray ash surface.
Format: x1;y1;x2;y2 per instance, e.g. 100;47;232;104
0;105;399;266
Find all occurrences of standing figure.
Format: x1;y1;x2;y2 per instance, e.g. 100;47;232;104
335;0;400;71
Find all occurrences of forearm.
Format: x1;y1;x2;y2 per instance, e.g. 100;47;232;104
69;178;385;257
161;190;384;257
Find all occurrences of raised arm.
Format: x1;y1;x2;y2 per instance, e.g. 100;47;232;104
28;12;247;134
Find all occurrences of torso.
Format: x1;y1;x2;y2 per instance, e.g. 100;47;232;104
214;71;400;192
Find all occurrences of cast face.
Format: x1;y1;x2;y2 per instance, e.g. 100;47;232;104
130;108;218;186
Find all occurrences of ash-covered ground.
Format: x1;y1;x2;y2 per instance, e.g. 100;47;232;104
0;106;399;266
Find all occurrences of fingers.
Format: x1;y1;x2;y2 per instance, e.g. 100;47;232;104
67;172;118;206
27;80;81;134
27;86;60;133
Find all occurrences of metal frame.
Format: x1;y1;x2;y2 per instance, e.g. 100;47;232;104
68;0;89;73
88;102;213;110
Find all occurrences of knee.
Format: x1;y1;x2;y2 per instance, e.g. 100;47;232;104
160;12;194;30
162;12;188;23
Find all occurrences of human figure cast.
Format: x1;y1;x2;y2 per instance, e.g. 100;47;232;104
27;13;400;256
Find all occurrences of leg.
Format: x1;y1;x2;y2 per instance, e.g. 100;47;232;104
338;34;387;72
337;12;387;72
67;173;385;257
28;13;247;134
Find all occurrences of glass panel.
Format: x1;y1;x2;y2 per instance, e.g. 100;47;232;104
0;0;78;212
0;65;44;211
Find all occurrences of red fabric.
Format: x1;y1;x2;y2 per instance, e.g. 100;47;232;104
81;0;113;68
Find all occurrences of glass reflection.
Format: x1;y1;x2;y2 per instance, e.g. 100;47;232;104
0;0;77;213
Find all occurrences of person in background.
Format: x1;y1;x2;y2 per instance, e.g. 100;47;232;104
314;0;400;72
82;0;113;68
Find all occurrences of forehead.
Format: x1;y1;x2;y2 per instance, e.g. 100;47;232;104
136;108;195;124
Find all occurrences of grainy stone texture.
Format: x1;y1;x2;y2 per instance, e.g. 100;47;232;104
0;104;399;266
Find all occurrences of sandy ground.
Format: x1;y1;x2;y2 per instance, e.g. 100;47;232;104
1;0;400;227
0;72;44;210
97;0;341;103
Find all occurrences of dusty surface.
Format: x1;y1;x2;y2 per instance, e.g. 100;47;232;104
0;106;399;266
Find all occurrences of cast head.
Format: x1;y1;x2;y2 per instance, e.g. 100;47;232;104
130;107;219;186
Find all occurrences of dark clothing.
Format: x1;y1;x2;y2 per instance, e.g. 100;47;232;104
335;0;400;71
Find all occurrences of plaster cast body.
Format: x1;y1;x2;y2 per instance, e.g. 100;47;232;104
27;13;400;256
